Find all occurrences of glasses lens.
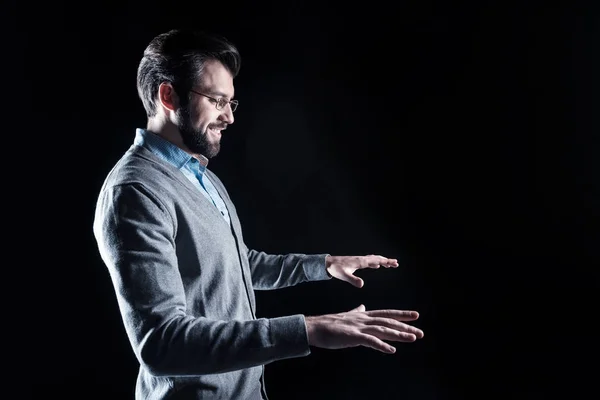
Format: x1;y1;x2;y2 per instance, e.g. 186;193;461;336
230;101;238;112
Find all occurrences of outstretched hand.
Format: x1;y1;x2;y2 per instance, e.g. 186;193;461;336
326;254;399;288
305;304;423;354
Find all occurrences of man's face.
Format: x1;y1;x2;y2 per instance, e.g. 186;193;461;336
177;59;235;158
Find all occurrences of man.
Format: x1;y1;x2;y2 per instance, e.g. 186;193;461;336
93;28;424;400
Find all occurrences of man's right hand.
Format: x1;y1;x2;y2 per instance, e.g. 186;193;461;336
304;304;424;354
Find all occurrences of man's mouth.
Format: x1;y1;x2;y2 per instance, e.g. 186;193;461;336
209;125;227;132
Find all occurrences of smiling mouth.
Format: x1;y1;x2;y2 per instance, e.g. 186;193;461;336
209;124;227;131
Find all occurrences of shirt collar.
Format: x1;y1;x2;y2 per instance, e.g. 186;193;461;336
134;128;208;173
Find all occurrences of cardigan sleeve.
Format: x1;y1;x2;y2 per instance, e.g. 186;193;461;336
245;247;332;290
93;182;310;376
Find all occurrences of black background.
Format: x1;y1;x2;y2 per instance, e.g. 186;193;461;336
13;1;599;399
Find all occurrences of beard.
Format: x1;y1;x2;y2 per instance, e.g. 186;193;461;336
176;104;221;158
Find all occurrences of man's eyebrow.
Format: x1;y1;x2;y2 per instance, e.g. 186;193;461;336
206;90;234;99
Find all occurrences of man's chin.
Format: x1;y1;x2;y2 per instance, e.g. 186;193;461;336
196;143;220;159
207;144;220;158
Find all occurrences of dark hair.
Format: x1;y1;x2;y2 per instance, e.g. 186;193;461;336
136;29;241;117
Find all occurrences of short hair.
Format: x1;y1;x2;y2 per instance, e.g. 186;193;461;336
136;29;241;117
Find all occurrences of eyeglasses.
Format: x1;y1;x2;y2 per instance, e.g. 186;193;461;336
190;89;238;112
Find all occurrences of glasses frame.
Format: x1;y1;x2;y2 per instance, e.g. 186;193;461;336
190;89;238;112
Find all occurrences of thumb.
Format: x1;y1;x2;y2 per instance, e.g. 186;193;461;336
347;275;364;288
349;304;366;313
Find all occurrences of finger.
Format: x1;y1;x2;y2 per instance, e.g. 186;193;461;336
356;333;396;354
365;254;384;268
342;273;364;288
382;258;399;268
363;326;418;342
348;304;366;313
353;276;364;288
366;255;398;268
378;256;399;268
364;317;424;338
365;309;420;321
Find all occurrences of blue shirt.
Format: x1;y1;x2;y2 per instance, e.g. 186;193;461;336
133;128;231;226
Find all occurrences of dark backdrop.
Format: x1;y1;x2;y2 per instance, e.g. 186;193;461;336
13;1;599;399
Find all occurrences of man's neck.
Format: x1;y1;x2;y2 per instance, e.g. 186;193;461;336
146;119;207;165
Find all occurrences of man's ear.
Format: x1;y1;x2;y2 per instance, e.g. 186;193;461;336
157;82;179;112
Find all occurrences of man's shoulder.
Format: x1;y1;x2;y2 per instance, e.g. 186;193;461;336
101;145;177;190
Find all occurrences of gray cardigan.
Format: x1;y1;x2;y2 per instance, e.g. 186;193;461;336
93;144;330;399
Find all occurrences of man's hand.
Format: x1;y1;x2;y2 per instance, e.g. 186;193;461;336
326;254;399;288
304;304;423;354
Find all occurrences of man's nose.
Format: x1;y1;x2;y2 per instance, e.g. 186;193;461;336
220;104;235;124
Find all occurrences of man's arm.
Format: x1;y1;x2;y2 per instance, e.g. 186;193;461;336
246;251;400;290
242;249;424;352
93;183;311;376
246;249;331;290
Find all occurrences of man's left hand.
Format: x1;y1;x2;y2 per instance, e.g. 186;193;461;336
325;254;399;288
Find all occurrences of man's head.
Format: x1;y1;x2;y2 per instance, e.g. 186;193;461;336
137;29;241;158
